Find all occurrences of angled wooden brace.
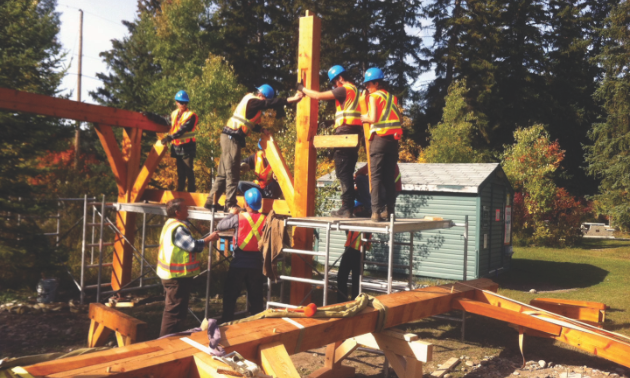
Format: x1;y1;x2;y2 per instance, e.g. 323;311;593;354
260;341;301;378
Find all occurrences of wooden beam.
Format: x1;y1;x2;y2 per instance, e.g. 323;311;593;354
260;134;295;213
529;299;603;323
313;135;359;149
89;303;147;344
291;10;321;305
22;279;497;377
130;142;168;203
87;320;112;348
308;341;356;378
123;128;143;202
260;341;301;378
452;298;562;336
111;210;137;290
333;339;359;364
0;87;169;132
93;124;127;196
532;298;607;311
430;357;459;377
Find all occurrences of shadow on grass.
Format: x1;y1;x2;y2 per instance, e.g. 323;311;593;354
495;259;609;292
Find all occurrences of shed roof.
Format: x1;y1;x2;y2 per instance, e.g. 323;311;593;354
317;162;507;194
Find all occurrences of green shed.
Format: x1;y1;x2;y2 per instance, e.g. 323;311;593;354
315;163;514;280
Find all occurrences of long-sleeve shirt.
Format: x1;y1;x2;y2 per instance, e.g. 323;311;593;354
216;213;264;269
173;221;205;253
145;111;198;157
222;97;290;145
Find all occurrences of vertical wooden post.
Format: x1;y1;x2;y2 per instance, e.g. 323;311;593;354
359;92;372;191
291;11;321;305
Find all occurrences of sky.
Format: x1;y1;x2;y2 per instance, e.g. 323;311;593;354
56;1;137;104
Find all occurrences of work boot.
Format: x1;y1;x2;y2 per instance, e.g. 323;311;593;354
379;209;390;221
204;202;220;212
371;212;383;222
330;204;354;218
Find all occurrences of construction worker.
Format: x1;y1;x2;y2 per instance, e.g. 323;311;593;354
354;163;402;215
360;68;403;222
144;90;199;192
298;65;362;217
216;188;266;323
157;198;218;336
205;86;303;212
238;140;282;199
337;208;371;302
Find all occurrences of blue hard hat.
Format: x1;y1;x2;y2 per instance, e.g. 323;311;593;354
363;67;384;83
258;139;263;150
354;200;363;208
328;65;346;82
257;84;275;99
174;90;190;103
244;188;262;211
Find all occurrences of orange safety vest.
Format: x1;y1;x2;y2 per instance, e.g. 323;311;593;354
368;90;402;140
169;109;198;146
345;231;368;251
335;83;362;128
227;93;262;136
157;219;201;279
235;212;266;251
253;151;273;189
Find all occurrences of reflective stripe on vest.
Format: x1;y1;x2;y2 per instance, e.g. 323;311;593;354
344;231;363;250
254;151;273;189
169;109;199;146
334;83;362;128
236;212;266;251
157;219;200;279
369;90;402;138
227;94;262;136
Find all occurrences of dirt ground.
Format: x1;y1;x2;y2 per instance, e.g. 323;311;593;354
1;300;628;378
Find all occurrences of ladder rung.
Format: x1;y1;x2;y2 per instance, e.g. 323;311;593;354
86;263;113;268
85;283;112;289
86;242;115;247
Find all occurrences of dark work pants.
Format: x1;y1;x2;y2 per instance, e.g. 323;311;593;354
369;135;399;214
160;277;193;337
333;126;362;208
175;156;196;192
221;266;265;323
209;134;241;209
238;180;282;199
337;247;361;302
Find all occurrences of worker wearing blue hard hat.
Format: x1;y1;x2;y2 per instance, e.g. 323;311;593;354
360;67;403;222
205;85;303;212
215;188;266;322
297;65;363;218
238;139;282;200
143;90;199;192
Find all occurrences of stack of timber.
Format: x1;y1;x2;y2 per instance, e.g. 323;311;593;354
18;278;630;377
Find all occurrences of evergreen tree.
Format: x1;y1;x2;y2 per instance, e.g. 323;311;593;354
0;0;71;287
585;0;630;229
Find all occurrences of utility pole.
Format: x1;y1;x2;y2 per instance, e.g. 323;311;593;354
75;9;83;169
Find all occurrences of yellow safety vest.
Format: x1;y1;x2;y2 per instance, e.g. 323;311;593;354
369;90;402;139
335;83;362;128
169;109;198;145
157;219;201;279
227;93;262;136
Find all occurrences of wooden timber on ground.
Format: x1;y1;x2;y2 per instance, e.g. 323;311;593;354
530;298;605;324
19;278;630;377
87;303;147;348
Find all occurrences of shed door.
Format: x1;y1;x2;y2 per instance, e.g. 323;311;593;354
488;184;506;272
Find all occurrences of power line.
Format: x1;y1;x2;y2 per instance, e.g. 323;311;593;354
57;3;129;29
66;72;101;82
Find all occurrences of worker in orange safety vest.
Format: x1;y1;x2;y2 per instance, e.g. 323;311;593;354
237;140;282;199
143;90;199;192
205;86;303;212
216;188;267;323
297;65;363;218
354;163;402;216
337;207;371;302
360;68;403;222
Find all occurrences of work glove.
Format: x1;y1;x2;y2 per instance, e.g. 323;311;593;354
296;81;304;92
240;162;250;172
161;135;173;145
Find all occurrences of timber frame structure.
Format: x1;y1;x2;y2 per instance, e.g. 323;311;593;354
2;10;630;378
